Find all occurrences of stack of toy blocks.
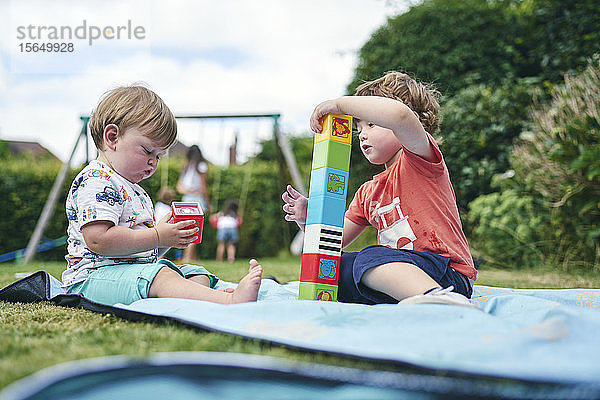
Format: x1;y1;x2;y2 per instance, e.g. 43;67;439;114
299;113;353;301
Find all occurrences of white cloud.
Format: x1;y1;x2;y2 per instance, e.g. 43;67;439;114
0;0;404;165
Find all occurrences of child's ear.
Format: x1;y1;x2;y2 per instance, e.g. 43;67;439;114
103;124;120;150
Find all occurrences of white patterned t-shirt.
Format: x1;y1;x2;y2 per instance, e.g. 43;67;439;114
62;160;158;287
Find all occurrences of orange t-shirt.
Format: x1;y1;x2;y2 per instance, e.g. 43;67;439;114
345;135;477;280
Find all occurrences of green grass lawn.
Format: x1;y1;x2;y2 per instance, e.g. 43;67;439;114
1;256;599;390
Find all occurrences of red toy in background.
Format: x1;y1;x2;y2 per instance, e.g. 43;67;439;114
171;202;204;243
209;214;219;229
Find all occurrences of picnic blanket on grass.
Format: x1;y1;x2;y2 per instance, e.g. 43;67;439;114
1;271;600;393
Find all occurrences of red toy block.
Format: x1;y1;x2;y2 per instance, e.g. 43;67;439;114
171;202;204;243
300;253;340;285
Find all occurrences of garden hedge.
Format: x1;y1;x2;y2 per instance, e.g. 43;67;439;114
0;155;294;263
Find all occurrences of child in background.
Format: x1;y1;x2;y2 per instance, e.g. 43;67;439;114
282;71;476;307
215;199;242;263
63;85;262;306
177;145;211;263
177;145;211;212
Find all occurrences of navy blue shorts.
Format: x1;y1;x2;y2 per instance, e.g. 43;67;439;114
338;245;472;305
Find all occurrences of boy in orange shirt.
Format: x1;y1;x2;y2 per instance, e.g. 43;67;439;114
283;72;476;306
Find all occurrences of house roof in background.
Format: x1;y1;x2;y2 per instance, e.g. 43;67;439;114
5;140;60;161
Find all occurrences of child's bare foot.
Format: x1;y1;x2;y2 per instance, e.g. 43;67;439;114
229;259;262;303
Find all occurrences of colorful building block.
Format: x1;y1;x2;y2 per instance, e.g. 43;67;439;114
298;282;338;302
311;140;351;172
300;113;352;301
300;253;340;285
314;114;353;145
306;195;346;227
302;223;343;256
308;167;349;199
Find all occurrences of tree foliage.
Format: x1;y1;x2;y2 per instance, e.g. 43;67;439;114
439;79;536;214
517;0;600;83
349;0;521;95
349;0;600;95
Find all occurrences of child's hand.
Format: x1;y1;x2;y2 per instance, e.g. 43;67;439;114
310;99;342;133
155;212;199;248
282;185;307;230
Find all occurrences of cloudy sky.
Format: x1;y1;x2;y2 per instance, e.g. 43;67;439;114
0;0;406;165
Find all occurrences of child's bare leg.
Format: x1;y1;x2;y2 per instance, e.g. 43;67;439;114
149;262;262;304
227;243;236;263
216;242;225;262
361;262;439;301
149;267;228;302
188;274;234;293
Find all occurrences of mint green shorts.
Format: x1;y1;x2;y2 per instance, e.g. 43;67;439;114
66;259;218;306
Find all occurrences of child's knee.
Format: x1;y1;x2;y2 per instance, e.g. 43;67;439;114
188;274;211;286
149;266;183;296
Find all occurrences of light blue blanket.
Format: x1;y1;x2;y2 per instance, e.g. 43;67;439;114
113;279;600;385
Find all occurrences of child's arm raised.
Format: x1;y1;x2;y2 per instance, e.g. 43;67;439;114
82;212;199;256
310;96;435;162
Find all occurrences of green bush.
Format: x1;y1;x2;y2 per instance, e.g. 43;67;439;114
256;134;313;191
510;56;600;264
470;56;600;270
0;140;10;159
0;154;292;263
467;189;552;268
0;157;71;261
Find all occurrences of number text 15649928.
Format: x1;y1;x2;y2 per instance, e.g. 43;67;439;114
19;43;74;52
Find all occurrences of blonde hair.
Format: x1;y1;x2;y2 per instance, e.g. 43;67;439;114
89;85;177;150
354;71;441;134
